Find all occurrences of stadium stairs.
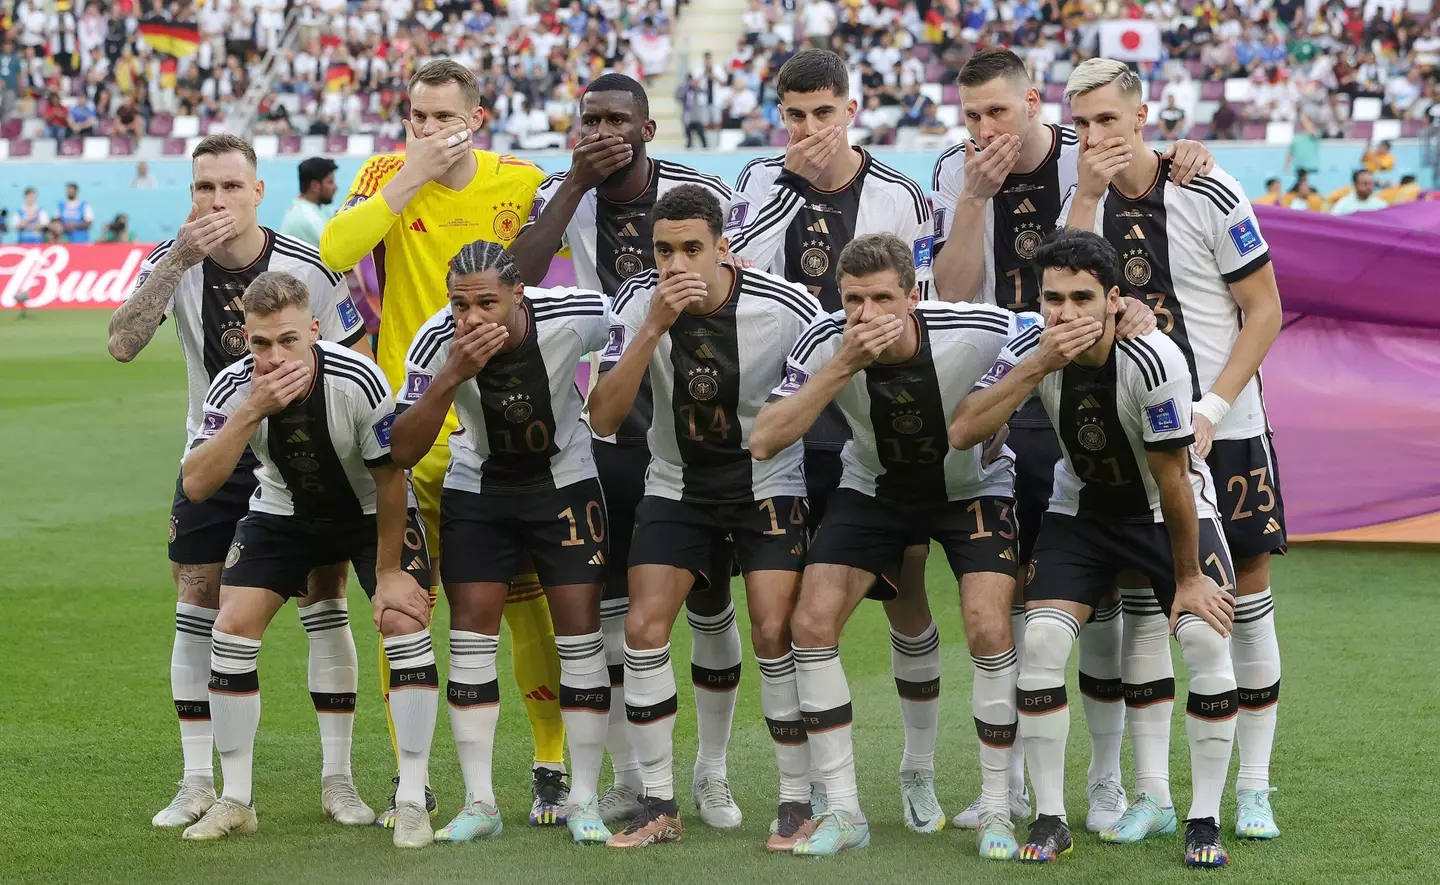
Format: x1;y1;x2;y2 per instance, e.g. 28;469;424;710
648;0;751;150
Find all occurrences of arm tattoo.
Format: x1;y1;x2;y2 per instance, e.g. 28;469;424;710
107;253;187;362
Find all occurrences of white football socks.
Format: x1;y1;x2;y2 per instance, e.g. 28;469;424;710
1232;588;1281;792
1122;588;1175;806
1018;609;1079;820
300;598;358;780
972;646;1019;814
1078;601;1124;788
624;643;679;802
383;630;438;808
758;652;811;803
209;630;262;807
555;631;609;805
173;603;217;780
600;609;641;790
688;603;741;781
794;644;860;815
891;622;941;773
448;630;500;807
1176;614;1238;823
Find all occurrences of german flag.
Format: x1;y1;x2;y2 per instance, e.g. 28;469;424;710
326;63;353;93
159;57;178;90
139;17;200;58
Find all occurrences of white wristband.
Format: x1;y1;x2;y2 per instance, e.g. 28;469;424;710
1193;392;1231;427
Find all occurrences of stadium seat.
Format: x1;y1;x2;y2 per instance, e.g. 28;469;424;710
108;137;134;157
97;117;115;136
1241;122;1266;140
718;129;746;150
1044;83;1065;103
82;137;109;159
1402;119;1425;137
1184;60;1208;79
60;138;83;156
936;105;959;127
1200;81;1224;101
769;127;788;147
347;134;376;156
942;84;959;104
1350;96;1383;122
161;137;187;156
172;116;201;138
475;132;493;150
278;135;302;154
920;83;942;105
913;44;932;62
1142;125;1157;142
148;115;173;137
252;135;280;158
7;138;32;158
1351;120;1374;140
0;118;21;139
1372;119;1402;142
925;62;945;82
1041;102;1062;124
375;134;400;153
1190;124;1213;140
1224;79;1253;103
326;134;349;154
1265;121;1294;144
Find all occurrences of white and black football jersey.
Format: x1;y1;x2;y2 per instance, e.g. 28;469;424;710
931;124;1080;314
980;323;1217;523
1061;158;1272;440
134;228;367;458
520;158;734;447
771;300;1015;504
397;287;610;495
601;266;820;505
727;148;936;311
189;341;396;517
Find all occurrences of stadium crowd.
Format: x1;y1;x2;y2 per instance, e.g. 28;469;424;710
680;0;1440;148
0;0;681;147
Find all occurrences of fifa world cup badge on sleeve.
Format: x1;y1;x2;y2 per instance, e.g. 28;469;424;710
981;358;1015;387
337;297;362;331
777;364;809;396
1146;399;1181;434
602;325;626;361
404;372;432;401
527;197;546;223
725;202;749;232
1228;219;1262;256
201;410;227;438
374;412;395;448
913;235;934;269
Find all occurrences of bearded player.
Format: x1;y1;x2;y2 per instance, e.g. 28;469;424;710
319;59;569;827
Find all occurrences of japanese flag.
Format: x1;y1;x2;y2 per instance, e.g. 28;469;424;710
1100;20;1162;62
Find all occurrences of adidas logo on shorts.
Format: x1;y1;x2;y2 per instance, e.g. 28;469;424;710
1263;518;1281;535
588;551;606;566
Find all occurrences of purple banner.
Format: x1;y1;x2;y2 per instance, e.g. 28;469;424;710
1260;202;1440;538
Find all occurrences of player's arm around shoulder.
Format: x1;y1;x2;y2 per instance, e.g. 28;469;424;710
319;154;408;272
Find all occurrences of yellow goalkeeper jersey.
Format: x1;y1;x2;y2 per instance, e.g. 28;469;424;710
319;150;547;391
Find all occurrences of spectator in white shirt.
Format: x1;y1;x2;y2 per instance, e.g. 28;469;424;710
723;74;757;128
1331;169;1390;215
744;0;769;44
802;0;837;50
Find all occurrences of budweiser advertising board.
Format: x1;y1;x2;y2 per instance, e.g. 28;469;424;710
0;243;152;309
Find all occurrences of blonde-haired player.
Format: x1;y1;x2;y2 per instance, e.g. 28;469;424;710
320;59;569;827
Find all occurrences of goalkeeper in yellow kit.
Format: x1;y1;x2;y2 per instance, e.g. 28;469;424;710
320;60;569;827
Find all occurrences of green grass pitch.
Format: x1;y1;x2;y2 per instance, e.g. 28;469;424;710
2;311;1437;884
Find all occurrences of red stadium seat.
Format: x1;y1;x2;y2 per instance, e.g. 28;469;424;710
59;138;83;156
161;137;187;155
769;127;788;147
1200;81;1224;100
278;135;302;154
1044;82;1065;103
1351;120;1374;139
1241;122;1266;140
942;84;959;104
97;117;115;136
326;134;349;154
109;137;134;156
925;62;945;82
913;44;932;63
375;134;400;153
148;115;173;137
8;138;32;157
1401;119;1424;137
0;119;21;139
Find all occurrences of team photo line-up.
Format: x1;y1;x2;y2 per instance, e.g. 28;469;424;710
108;45;1284;870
